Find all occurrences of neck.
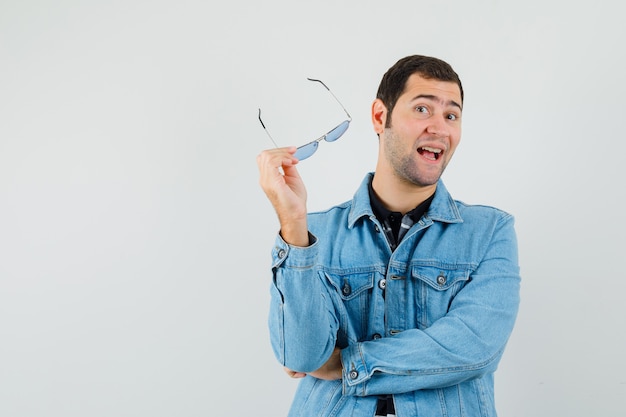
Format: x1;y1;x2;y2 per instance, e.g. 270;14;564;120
371;173;437;214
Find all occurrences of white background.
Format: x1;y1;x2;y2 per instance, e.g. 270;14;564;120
1;1;625;416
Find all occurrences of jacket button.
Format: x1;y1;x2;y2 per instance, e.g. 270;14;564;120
372;333;382;340
277;249;286;259
349;370;359;380
437;274;446;285
342;282;352;296
378;279;386;290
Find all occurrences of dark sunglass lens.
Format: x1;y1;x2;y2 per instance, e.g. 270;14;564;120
294;142;318;160
325;120;350;143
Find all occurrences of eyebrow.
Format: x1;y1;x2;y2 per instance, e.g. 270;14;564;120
410;94;463;111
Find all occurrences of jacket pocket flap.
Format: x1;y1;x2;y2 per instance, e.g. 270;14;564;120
411;265;470;291
325;271;375;300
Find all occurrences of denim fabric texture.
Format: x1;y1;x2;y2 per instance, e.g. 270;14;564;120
268;173;521;417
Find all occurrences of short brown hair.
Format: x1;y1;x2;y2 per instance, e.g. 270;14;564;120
376;55;464;125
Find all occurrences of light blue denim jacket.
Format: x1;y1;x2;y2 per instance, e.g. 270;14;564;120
268;173;520;417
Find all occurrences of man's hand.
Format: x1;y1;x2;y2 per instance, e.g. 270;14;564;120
283;347;343;381
256;147;309;246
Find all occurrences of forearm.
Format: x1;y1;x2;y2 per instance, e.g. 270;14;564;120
268;234;339;373
340;308;515;396
341;219;521;396
278;218;309;247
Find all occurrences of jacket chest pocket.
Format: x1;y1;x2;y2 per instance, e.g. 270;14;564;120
325;271;375;340
411;265;471;328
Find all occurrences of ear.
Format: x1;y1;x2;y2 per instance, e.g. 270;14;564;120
371;99;387;135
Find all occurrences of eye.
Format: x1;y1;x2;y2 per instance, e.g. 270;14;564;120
446;113;459;121
415;106;429;114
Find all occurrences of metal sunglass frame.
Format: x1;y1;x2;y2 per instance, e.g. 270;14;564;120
258;78;352;160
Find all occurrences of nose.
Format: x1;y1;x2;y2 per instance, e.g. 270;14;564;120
426;115;449;138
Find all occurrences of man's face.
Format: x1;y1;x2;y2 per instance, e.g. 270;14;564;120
377;73;463;188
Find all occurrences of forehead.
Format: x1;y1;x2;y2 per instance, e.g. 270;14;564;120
400;73;462;106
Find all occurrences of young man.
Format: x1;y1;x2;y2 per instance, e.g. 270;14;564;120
256;55;521;417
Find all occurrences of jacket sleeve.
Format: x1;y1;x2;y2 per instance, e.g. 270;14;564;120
267;232;339;373
340;213;521;396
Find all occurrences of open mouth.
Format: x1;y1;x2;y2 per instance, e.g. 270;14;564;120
417;146;442;161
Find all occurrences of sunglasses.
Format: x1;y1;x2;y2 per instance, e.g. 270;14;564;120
258;78;352;161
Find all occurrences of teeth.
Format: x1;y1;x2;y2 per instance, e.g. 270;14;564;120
420;146;442;154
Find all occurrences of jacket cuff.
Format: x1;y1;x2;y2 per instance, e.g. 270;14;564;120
341;343;369;396
271;232;318;269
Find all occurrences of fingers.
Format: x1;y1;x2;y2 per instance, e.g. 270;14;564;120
257;147;300;192
256;146;309;245
256;146;298;175
256;146;306;206
283;367;306;379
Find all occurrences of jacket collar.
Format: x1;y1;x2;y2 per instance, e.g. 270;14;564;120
348;173;463;229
